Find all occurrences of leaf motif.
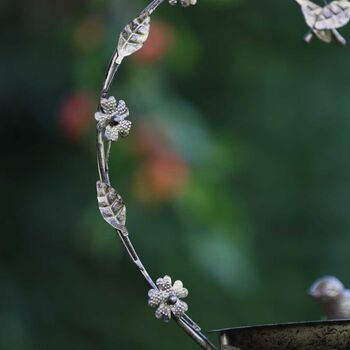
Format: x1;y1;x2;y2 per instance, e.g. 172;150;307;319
301;0;350;30
96;181;128;235
301;1;322;28
116;14;151;64
314;1;350;30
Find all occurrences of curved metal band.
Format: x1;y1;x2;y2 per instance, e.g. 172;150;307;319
95;1;217;349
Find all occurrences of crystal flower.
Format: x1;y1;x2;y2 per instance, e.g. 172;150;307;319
94;96;132;142
148;275;189;322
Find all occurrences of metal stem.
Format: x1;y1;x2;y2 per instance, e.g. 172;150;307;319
142;0;166;15
105;140;112;176
176;318;218;350
97;131;110;185
332;29;346;45
101;51;120;99
116;228;157;289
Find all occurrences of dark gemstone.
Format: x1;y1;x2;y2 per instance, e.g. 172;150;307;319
110;119;119;126
167;295;178;305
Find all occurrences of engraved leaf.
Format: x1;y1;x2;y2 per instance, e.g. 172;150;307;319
117;14;151;63
314;0;350;30
96;181;127;233
301;1;323;28
301;0;350;30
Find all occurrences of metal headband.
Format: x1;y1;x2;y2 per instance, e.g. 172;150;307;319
94;1;350;349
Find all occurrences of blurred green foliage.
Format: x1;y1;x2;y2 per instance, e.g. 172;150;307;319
2;0;350;349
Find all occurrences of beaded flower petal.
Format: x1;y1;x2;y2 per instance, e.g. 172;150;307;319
148;275;189;322
94;96;132;142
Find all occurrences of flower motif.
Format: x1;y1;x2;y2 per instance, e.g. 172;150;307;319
94;96;132;142
169;0;197;7
148;275;189;322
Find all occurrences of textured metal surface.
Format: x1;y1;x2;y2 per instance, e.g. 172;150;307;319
216;320;350;350
295;0;350;44
301;0;350;30
96;181;127;235
95;97;131;142
116;14;151;64
148;275;189;322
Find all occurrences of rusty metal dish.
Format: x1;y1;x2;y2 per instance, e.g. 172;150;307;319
214;319;350;350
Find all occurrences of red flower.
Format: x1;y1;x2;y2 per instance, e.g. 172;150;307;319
133;122;189;202
147;153;188;199
133;21;174;63
59;91;95;141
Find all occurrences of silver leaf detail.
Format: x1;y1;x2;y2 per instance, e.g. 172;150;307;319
116;14;151;64
296;0;350;44
96;181;128;235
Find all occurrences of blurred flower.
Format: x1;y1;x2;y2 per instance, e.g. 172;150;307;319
134;122;170;158
133;21;174;63
151;154;187;196
73;15;105;51
133;122;189;202
148;275;188;322
135;153;189;202
59;91;95;141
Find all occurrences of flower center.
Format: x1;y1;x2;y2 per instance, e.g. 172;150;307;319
167;295;178;305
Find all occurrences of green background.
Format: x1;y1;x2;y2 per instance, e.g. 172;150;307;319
2;0;350;349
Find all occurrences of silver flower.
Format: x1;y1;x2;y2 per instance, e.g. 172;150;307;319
148;275;189;322
169;0;197;7
94;96;132;142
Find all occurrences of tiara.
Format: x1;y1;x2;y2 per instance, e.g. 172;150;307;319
94;1;350;349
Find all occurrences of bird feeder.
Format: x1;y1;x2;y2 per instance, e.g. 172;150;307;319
215;320;350;350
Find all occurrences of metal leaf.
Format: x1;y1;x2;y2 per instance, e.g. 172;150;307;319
116;14;151;64
300;0;350;30
297;0;349;44
96;181;128;235
300;1;323;28
315;1;350;30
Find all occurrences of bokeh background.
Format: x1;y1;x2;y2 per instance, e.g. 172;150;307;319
2;0;350;349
